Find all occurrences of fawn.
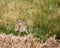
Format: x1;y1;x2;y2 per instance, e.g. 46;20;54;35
15;20;28;35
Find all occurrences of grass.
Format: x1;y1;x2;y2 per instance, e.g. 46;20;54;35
0;34;60;48
0;0;60;41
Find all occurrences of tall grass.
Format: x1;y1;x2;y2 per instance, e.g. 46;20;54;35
0;0;60;40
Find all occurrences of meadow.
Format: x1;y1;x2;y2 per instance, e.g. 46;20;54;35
0;0;60;41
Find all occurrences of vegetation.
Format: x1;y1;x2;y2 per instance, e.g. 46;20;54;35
0;0;60;41
0;34;60;48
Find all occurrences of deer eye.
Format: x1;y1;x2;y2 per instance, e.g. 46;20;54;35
18;25;21;29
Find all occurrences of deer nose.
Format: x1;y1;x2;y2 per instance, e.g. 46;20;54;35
16;30;19;32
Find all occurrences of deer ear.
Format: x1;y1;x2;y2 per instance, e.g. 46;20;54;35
16;19;20;23
16;19;18;22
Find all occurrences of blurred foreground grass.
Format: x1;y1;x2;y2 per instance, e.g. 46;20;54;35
0;0;60;41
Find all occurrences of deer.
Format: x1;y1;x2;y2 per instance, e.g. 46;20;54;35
15;20;28;36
